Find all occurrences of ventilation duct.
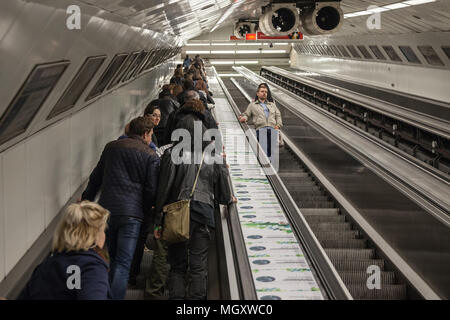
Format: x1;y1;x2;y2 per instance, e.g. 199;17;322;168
300;1;343;36
234;22;256;38
259;4;300;36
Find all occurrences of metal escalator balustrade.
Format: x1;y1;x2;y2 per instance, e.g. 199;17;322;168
222;77;411;300
259;67;450;176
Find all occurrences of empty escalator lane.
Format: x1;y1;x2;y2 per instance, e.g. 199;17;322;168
221;77;408;300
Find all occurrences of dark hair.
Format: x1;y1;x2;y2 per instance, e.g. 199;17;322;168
183;99;205;113
128;116;154;136
144;104;160;116
183;79;194;90
173;84;183;96
255;83;274;103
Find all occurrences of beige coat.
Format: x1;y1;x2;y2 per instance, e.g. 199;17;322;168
241;100;283;130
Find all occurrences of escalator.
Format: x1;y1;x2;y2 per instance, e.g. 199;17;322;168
221;77;413;300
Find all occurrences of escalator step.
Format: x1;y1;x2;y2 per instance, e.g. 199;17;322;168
292;195;330;202
289;190;326;198
325;248;374;260
331;259;385;271
285;185;322;192
315;230;360;240
125;289;145;300
304;214;345;223
309;222;352;231
320;238;367;249
346;284;407;300
277;171;308;178
298;201;335;208
279;174;310;181
338;271;396;285
283;180;318;187
300;208;340;215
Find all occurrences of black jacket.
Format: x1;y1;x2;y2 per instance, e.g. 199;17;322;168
82;135;160;220
155;108;231;227
18;249;112;300
164;105;218;145
154;147;232;227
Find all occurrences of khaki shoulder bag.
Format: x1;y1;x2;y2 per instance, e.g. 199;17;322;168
161;151;206;243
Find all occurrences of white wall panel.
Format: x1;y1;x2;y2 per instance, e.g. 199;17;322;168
3;144;27;274
291;54;450;103
25;131;46;248
0;2;55;109
0;155;5;281
70;107;95;195
0;0;25;42
44;120;71;228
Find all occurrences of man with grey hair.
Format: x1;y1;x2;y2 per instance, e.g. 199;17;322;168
165;89;217;144
185;89;200;101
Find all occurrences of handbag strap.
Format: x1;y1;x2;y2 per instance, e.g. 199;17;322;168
189;150;206;198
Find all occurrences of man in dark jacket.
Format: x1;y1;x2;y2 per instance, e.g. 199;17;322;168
82;116;160;300
154;99;233;300
165;90;217;145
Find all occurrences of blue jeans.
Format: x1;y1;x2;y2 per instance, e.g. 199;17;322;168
106;216;142;300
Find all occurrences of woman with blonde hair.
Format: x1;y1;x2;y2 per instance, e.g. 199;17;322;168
18;201;112;300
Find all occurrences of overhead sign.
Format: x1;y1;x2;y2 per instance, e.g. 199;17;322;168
230;31;303;41
245;33;257;40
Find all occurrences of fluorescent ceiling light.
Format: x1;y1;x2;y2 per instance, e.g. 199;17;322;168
186;50;210;54
210;60;234;65
344;0;437;19
273;43;289;45
402;0;435;4
218;73;243;77
261;50;286;54
235;50;260;54
235;60;259;64
211;50;235;54
186;43;210;46
367;7;389;13
237;42;262;46
384;3;410;9
213;43;235;46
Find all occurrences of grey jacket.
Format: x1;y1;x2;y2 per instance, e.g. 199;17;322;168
241;100;283;130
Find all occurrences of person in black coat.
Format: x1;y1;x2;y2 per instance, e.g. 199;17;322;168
81;116;160;300
18;201;112;300
153;99;234;300
165;90;217;145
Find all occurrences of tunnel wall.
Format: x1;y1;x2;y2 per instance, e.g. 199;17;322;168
0;0;180;283
289;32;450;103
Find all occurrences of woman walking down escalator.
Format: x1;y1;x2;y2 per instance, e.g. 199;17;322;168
153;99;235;300
18;201;112;300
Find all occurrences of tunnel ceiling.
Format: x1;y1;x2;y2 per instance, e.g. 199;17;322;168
78;0;450;41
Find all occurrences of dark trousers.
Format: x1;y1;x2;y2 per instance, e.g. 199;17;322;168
145;237;169;298
256;127;279;161
167;219;212;300
106;216;142;300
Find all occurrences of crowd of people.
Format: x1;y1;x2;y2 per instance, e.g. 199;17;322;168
18;54;283;300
